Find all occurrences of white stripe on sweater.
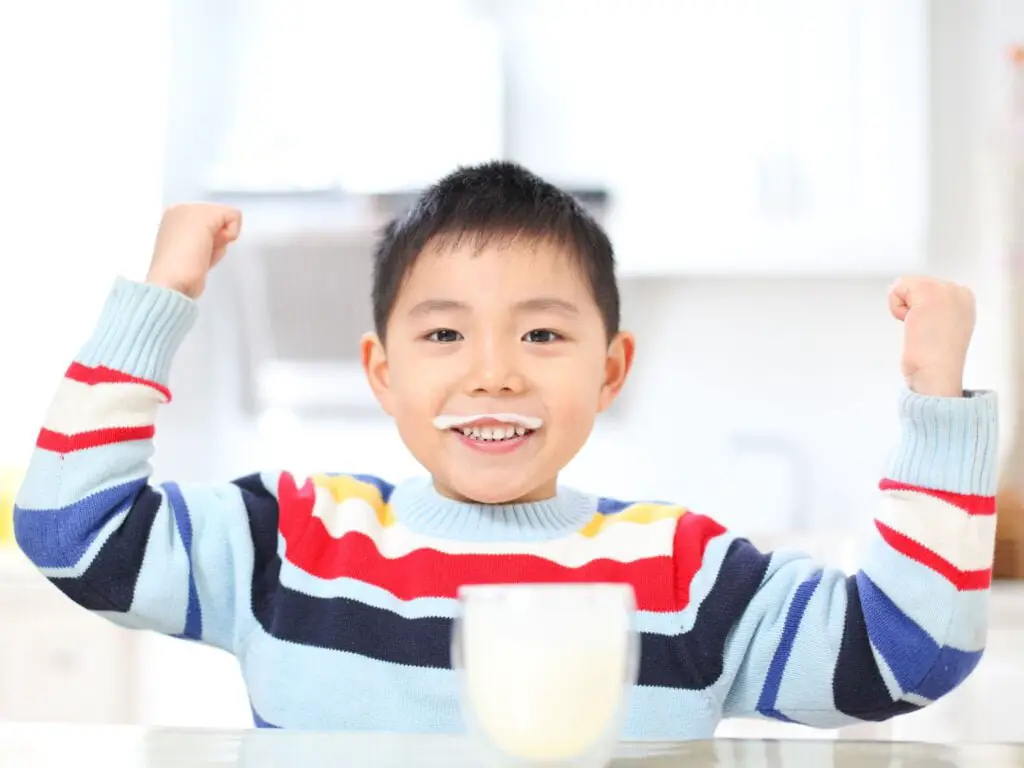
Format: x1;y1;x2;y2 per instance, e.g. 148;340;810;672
875;489;996;573
308;490;677;565
43;378;160;435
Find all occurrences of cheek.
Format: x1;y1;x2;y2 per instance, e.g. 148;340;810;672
538;355;607;415
388;358;452;418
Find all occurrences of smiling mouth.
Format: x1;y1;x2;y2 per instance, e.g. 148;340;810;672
452;424;535;442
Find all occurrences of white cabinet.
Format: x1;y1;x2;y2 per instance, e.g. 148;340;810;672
504;0;929;277
210;1;504;194
0;550;253;729
0;551;136;724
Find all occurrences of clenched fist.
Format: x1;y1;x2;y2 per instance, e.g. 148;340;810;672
145;203;242;299
889;276;975;398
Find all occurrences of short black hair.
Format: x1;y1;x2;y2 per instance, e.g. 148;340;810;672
371;161;619;341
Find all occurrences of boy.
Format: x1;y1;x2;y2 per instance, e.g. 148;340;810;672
15;162;996;739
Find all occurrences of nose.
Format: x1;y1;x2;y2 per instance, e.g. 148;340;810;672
466;336;525;395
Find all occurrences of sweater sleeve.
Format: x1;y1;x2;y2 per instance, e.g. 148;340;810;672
699;390;998;726
13;278;294;653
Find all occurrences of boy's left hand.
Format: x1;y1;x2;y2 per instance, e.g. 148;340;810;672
889;275;976;398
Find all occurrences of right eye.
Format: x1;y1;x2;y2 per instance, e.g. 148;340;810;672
426;329;463;343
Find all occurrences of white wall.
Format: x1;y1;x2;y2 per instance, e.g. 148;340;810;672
111;0;1024;728
180;1;1015;529
0;1;170;465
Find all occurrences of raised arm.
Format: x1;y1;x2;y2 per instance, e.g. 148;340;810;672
13;205;294;652
712;277;996;725
712;389;996;725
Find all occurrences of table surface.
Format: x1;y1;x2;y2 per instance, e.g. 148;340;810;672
1;723;1022;767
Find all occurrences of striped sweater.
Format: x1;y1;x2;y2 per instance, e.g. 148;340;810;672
14;278;999;739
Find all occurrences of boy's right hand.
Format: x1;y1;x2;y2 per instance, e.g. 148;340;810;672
145;203;242;299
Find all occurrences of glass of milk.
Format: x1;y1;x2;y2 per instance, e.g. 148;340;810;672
452;583;639;767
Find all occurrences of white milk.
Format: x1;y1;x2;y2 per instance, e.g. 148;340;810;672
456;584;637;764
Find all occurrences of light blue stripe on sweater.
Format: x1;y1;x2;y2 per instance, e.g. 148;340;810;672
242;625;462;732
241;625;720;739
903;691;934;708
171;481;259;652
756;569;823;719
163;483;203;641
16;442;152;511
887;390;998;496
622;686;719;741
720;551;821;718
122;488;190;637
859;535;988;652
78;277;196;384
877;642;910;701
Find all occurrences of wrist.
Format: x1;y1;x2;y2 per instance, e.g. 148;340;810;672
907;372;964;398
78;277;199;385
145;271;202;300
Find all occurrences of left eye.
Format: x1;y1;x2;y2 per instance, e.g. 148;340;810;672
523;329;561;344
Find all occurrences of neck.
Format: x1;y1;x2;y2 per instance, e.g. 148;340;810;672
389;477;596;542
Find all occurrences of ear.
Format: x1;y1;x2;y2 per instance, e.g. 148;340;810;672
361;332;395;416
597;331;635;412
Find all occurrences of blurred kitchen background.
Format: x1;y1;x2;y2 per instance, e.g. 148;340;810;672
1;0;1024;744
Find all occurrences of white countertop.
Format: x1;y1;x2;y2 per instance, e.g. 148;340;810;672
1;723;1022;768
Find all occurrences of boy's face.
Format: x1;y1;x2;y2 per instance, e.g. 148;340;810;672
362;236;634;504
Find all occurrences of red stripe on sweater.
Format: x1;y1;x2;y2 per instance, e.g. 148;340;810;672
65;362;172;402
277;472;318;544
275;477;726;613
674;511;728;607
875;519;992;591
36;425;155;453
291;532;679;610
879;478;995;516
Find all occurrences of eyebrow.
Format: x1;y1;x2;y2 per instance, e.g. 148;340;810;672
407;297;580;318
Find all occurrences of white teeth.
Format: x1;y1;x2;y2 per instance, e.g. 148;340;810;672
457;423;531;442
433;413;544;431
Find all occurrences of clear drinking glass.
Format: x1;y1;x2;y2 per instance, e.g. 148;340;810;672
451;583;640;767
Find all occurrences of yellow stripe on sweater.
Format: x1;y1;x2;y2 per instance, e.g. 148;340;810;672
309;475;686;540
579;503;688;538
311;474;396;527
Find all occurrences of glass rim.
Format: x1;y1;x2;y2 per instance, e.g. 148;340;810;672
456;582;637;600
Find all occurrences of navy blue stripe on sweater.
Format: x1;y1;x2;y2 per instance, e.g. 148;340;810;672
677;538;772;689
235;474;771;690
13;477;149;569
48;484;163;612
855;572;982;701
833;575;922;720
